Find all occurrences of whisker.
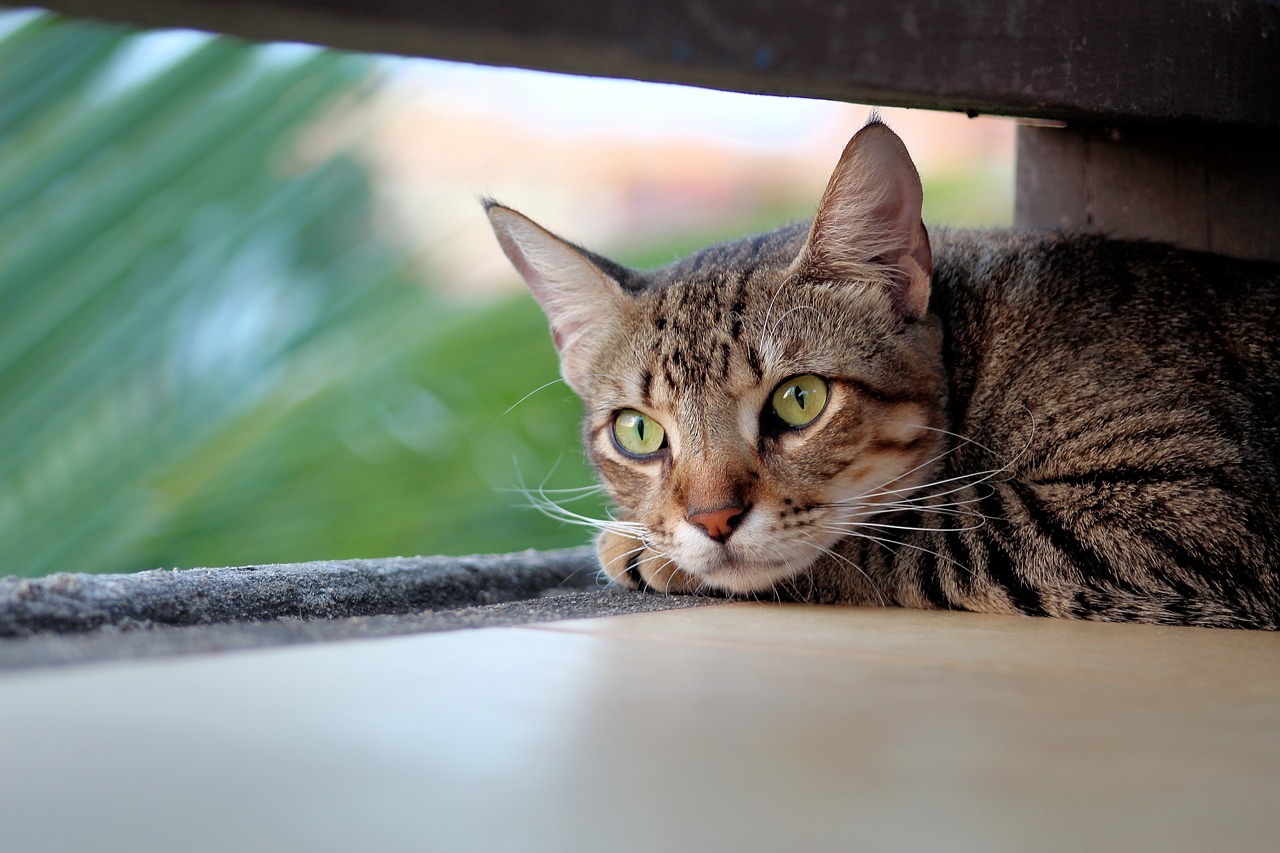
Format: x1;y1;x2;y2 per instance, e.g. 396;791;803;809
858;466;1010;501
796;532;888;606
757;273;799;352
501;485;607;507
852;409;1038;509
519;494;645;537
821;519;987;534
631;549;684;596
904;406;1037;469
510;461;648;542
769;304;825;335
500;483;605;496
496;369;636;425
817;526;974;576
857;434;985;498
830;490;992;516
494;377;572;423
598;541;646;574
850;502;988;522
903;421;1007;461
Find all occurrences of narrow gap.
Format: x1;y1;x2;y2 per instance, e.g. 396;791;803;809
1082;127;1095;227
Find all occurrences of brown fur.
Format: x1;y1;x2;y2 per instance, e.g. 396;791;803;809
487;121;1280;629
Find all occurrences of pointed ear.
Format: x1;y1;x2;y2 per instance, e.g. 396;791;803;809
485;202;624;360
793;120;933;320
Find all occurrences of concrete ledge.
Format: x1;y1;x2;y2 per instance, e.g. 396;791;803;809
0;548;721;669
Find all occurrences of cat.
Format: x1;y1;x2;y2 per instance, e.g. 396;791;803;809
486;118;1280;629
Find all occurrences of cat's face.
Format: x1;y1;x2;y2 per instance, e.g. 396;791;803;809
572;244;947;593
489;120;946;595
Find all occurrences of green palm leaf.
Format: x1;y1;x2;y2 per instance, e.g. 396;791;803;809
0;11;604;577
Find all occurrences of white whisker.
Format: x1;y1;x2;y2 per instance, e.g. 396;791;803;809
496;370;635;425
852;408;1037;509
822;518;987;534
857;433;985;497
854;499;989;520
494;376;572;422
598;542;645;574
757;273;799;352
510;458;646;541
768;304;825;334
796;531;887;606
817;525;974;576
903;421;1008;461
859;465;1010;501
832;488;993;514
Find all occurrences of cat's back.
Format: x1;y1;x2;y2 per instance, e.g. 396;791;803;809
931;230;1280;443
933;229;1280;353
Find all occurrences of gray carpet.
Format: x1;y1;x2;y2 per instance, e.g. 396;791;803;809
0;548;719;670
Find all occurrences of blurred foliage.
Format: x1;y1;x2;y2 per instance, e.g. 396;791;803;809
922;164;1013;229
0;11;601;577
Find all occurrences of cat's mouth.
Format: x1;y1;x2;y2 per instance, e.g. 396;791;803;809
665;514;832;593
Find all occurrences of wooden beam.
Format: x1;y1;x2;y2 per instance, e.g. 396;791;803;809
1016;124;1280;262
40;0;1280;128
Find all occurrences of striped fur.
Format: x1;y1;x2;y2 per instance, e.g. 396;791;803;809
488;122;1280;629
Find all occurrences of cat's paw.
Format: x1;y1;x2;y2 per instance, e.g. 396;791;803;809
596;529;700;594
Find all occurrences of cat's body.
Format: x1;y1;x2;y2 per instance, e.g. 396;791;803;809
793;226;1280;627
488;120;1280;629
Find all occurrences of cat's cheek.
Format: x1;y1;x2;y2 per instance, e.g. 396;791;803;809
594;528;701;593
643;560;702;594
588;437;666;513
595;528;643;586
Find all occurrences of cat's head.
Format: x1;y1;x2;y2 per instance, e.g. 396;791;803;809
487;120;948;597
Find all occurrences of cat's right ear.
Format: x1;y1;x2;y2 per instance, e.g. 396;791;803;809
484;202;623;358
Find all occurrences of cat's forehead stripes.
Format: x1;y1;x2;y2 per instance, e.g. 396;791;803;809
636;234;806;398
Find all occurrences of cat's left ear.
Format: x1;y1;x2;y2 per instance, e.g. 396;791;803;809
793;120;933;320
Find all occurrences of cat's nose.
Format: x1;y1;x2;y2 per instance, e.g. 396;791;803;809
687;504;748;543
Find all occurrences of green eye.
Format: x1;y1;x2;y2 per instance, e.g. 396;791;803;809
613;409;667;457
770;375;829;427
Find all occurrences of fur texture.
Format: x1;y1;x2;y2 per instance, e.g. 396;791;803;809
487;121;1280;629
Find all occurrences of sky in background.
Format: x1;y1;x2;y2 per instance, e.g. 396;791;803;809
345;57;1016;297
385;56;842;147
342;59;851;293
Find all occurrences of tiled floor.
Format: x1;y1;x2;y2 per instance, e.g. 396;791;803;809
3;603;1278;852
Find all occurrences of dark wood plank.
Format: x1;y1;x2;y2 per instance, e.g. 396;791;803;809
40;0;1280;127
1016;124;1280;262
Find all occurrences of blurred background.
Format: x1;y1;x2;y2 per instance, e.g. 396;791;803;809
0;8;1015;577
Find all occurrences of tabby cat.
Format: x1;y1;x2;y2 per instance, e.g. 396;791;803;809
486;119;1280;629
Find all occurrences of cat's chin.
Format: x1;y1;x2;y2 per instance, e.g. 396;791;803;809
697;563;796;595
659;525;838;595
685;552;809;595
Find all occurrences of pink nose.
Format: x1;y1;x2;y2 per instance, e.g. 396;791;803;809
687;504;747;543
